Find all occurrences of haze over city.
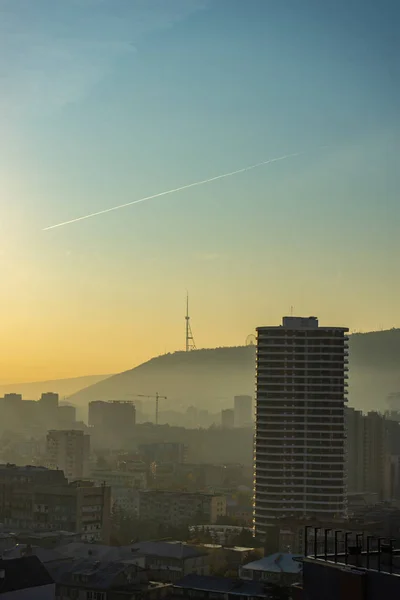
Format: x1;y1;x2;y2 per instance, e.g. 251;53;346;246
0;3;399;599
1;0;398;384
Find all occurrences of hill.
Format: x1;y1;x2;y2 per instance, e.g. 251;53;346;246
69;330;400;416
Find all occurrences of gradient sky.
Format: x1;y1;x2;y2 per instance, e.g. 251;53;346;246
0;0;399;383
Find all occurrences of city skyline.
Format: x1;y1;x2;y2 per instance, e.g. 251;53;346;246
1;0;398;383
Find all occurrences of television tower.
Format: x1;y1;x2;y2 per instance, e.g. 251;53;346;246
185;293;196;352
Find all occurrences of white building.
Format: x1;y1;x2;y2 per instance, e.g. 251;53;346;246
90;468;147;516
46;430;90;481
254;316;348;539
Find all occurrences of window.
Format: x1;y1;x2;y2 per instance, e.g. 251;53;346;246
87;592;106;600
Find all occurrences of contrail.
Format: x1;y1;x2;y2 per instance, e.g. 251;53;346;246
43;152;301;231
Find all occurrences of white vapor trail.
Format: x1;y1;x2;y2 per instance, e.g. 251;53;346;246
43;152;301;231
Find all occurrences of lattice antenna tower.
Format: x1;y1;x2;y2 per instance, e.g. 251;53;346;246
185;292;196;352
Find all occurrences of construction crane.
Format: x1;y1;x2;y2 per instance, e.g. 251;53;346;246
136;392;167;425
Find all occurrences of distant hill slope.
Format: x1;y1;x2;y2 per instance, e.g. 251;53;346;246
69;330;400;415
0;374;111;401
69;347;255;414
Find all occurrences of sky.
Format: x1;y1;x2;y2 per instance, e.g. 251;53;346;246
0;0;399;383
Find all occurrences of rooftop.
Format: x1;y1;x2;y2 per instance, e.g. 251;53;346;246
174;574;268;597
131;541;208;560
257;316;348;332
139;489;223;498
0;556;54;593
47;558;146;590
2;544;67;564
0;463;50;472
56;540;207;561
242;553;302;574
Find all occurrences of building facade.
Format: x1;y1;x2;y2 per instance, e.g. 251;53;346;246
138;490;226;527
221;409;234;429
254;316;348;539
90;467;146;515
234;395;253;427
88;400;136;443
33;481;111;543
0;465;111;543
46;429;90;480
346;408;392;501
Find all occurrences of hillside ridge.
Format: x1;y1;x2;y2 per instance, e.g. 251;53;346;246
69;330;400;414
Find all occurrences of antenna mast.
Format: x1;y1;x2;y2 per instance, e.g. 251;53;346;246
185;293;196;352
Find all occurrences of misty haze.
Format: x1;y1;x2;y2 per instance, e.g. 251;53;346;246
0;1;398;599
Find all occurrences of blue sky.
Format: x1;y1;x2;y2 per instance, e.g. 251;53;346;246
0;0;399;381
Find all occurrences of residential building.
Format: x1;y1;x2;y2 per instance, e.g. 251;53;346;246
1;394;24;432
190;524;253;546
88;400;136;442
131;541;210;583
364;412;391;501
14;530;81;549
346;408;392;501
138;490;226;527
0;464;68;529
1;543;70;564
221;409;234;429
57;405;76;429
254;316;348;539
234;395;253;427
240;553;302;586
47;557;170;599
90;467;146;515
0;555;55;599
40;392;59;407
46;430;90;481
50;540;209;584
0;463;68;487
34;481;111;543
139;443;187;465
51;541;146;565
346;407;365;494
90;468;146;490
0;466;111;543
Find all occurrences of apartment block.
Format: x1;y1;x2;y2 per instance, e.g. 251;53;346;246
138;490;226;527
346;408;391;501
0;464;111;542
46;429;90;480
234;395;253;427
254;316;348;539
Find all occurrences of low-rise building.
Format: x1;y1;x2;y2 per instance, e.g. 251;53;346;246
53;540;209;584
48;557;170;599
0;465;111;543
131;541;210;583
138;491;226;527
239;553;302;586
33;481;111;543
0;555;55;599
190;525;252;546
90;467;146;515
